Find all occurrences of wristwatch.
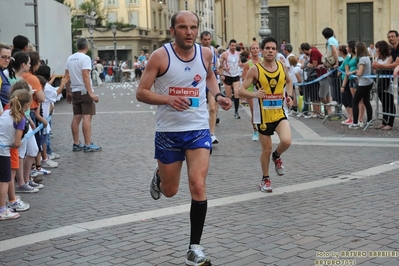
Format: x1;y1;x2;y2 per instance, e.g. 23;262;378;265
214;92;226;102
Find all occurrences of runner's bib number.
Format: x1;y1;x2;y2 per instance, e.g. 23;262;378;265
169;87;199;112
262;94;283;110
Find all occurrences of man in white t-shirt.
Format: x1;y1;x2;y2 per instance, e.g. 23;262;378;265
65;38;101;153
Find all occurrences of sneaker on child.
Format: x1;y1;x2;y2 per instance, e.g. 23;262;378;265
0;208;20;220
29;179;44;189
36;167;51;175
8;199;30;212
41;158;58;168
48;152;60;160
15;183;39;193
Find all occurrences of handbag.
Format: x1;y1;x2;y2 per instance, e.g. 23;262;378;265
322;45;336;68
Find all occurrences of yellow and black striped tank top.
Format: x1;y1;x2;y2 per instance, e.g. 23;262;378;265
253;60;287;127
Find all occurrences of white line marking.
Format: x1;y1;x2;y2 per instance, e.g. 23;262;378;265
1;161;398;252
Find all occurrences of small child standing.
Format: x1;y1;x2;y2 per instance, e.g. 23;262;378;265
35;66;69;161
0;89;32;220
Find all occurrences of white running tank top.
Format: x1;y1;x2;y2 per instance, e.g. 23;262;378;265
223;50;240;77
154;43;209;132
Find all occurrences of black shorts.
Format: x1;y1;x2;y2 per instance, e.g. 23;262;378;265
223;75;240;86
256;118;286;136
0;156;11;182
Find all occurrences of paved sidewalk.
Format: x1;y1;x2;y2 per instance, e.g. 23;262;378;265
1;82;398;265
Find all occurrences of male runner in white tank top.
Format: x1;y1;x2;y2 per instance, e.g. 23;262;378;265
136;10;231;266
220;39;242;119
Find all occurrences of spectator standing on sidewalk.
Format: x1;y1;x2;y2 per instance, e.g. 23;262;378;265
373;30;399;130
0;89;32;220
65;38;101;152
0;43;12;108
238;36;294;193
349;42;373;129
136;10;231;266
373;40;396;130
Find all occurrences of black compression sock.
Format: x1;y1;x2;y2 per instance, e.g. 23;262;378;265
262;175;269;181
189;199;208;248
234;98;240;113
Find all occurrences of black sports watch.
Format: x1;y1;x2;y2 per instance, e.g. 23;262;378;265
214;92;226;102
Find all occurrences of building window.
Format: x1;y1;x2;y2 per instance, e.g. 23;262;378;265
153;11;156;29
108;12;117;23
105;0;118;7
129;11;138;26
126;0;139;5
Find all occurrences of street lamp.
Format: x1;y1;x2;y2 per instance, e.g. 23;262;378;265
259;0;271;39
85;12;97;85
111;24;117;68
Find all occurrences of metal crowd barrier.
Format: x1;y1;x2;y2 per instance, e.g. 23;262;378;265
294;68;346;123
368;69;398;131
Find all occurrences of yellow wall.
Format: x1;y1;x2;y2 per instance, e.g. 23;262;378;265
217;0;399;53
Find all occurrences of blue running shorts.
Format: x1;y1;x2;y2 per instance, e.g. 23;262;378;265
154;129;211;164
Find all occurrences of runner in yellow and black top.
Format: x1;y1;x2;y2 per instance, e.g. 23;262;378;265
238;36;293;193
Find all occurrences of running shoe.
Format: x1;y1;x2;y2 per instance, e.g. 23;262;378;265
185;245;212;266
72;142;84;152
36;167;51;175
29;179;44;189
234;112;241;119
48;152;61;160
259;178;272;193
15;183;39;193
0;209;20;220
41;158;58;168
272;157;285;176
83;142;102;152
8;199;30;212
150;166;162;200
211;135;219;144
30;169;39;178
252;132;259;141
341;118;353;125
349;123;360;129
